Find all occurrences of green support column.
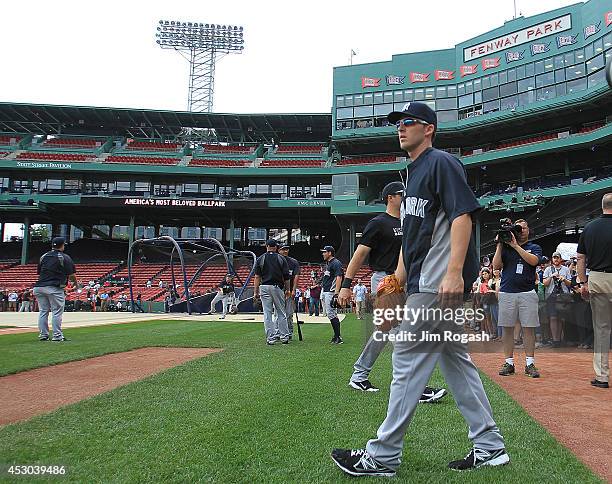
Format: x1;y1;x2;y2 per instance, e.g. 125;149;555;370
475;219;481;262
128;216;135;248
21;217;31;265
564;159;570;177
349;221;356;255
0;223;5;243
229;217;235;251
520;163;526;183
228;217;235;265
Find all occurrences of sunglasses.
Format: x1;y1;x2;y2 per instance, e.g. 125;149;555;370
395;118;430;129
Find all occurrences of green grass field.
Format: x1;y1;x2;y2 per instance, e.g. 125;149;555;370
0;316;601;483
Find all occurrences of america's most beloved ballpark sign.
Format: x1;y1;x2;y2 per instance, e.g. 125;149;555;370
464;14;572;62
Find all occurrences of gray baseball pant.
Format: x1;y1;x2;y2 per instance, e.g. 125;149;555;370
350;271;391;383
273;296;294;337
33;286;66;339
261;285;289;342
365;292;505;471
210;292;232;316
322;291;338;320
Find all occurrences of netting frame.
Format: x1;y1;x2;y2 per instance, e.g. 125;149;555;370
127;236;257;315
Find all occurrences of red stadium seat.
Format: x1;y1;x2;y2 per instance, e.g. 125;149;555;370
189;158;249;167
127;140;182;151
16;152;92;162
106;155;179;165
260;159;323;168
336;155;397;166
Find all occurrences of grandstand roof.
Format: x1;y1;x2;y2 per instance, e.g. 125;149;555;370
0;102;331;143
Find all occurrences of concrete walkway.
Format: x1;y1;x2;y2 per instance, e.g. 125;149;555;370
0;311;345;334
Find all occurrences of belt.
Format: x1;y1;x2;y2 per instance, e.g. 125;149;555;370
372;270;394;275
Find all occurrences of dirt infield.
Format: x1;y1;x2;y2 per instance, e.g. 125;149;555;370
0;347;221;426
471;351;611;482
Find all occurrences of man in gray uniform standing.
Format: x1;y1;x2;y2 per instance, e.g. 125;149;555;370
278;244;301;339
332;102;507;476
33;237;78;342
254;239;291;345
320;246;344;344
338;181;447;403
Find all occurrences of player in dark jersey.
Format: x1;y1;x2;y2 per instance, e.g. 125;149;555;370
320;246;344;344
332;102;507;476
338;181;447;403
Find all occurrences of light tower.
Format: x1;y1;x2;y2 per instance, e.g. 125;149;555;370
156;20;245;112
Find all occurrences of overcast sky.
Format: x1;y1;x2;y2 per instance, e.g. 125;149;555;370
1;0;581;114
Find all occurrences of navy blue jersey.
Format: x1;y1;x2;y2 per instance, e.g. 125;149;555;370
500;242;542;293
321;258;344;292
35;250;76;288
400;147;481;295
284;256;301;290
255;252;290;289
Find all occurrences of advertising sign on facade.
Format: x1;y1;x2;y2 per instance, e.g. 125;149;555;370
464;14;571;61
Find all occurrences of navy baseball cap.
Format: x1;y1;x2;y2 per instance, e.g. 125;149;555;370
320;245;335;255
266;239;279;247
51;237;65;248
382;181;404;202
279;244;290;250
388;101;437;126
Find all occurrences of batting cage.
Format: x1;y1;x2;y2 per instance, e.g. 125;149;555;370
127;236;257;315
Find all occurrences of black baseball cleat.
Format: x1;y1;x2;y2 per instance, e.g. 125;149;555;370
525;364;540;378
39;336;49;341
349;380;380;392
51;336;69;342
499;363;515;376
419;386;447;403
331;449;396;477
591;379;609;388
448;447;510;471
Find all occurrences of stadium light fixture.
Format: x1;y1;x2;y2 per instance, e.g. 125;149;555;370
155;19;245;112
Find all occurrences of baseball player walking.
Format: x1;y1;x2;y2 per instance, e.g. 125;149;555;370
338;181;447;403
332;102;507;476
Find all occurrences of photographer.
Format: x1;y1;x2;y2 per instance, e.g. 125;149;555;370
542;252;572;347
493;219;543;378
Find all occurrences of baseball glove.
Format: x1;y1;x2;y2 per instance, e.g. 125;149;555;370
374;275;405;332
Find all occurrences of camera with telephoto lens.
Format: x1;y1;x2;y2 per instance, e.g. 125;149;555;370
496;218;523;244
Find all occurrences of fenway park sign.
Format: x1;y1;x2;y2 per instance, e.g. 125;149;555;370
464;14;572;61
